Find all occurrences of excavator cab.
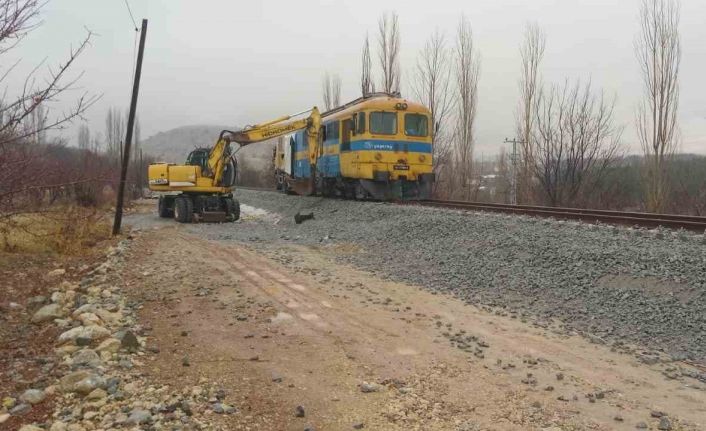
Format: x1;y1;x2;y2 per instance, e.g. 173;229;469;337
185;148;210;173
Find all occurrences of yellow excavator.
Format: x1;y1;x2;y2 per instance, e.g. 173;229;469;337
148;107;321;223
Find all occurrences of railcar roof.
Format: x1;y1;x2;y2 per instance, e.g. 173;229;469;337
322;96;429;121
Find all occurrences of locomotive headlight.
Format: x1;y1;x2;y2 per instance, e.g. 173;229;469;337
419;155;426;162
375;152;382;161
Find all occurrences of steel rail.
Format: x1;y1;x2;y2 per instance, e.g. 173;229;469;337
413;199;706;232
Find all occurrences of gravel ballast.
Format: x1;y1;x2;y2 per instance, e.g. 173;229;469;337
189;189;706;363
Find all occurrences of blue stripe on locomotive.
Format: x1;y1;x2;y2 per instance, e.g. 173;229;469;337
290;130;432;179
348;140;432;153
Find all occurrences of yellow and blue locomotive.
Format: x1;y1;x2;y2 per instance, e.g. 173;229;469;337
275;93;434;200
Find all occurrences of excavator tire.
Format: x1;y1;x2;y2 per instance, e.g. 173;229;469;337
174;196;194;223
158;196;174;218
224;198;240;222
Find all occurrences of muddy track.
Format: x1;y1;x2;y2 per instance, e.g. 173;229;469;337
117;212;705;430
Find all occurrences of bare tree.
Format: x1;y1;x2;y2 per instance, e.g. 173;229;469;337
377;11;401;94
77;124;90;150
331;74;341;108
532;80;623;207
361;33;374;96
105;107;125;162
321;73;341;111
635;0;681;213
516;22;546;204
412;29;455;195
322;73;332;111
453;15;481;199
0;0;99;230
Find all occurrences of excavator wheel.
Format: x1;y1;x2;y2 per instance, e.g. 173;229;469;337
174;196;194;223
224;198;240;222
157;196;174;218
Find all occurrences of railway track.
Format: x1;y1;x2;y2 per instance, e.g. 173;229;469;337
415;199;706;232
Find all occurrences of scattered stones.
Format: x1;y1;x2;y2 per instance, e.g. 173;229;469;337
635;421;648;429
295;405;306;417
182;355;190;366
230;189;706;361
353;423;365;429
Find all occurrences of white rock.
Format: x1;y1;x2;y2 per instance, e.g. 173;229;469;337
58;280;75;290
72;349;101;367
19;425;43;431
0;413;9;423
95;337;121;354
47;268;66;277
20;388;46;404
49;421;68;431
32;303;64;323
58;325;110;344
78;312;102;326
51;291;65;303
94;308;121;324
59;370;105;394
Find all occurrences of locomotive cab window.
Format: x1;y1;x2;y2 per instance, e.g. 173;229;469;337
404;113;428;137
324;121;340;142
370;111;397;135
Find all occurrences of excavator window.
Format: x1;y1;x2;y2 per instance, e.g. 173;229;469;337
186;149;209;172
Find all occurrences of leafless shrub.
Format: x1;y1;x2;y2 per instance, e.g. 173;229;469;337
635;0;681;213
377;11;400;94
531;80;623;207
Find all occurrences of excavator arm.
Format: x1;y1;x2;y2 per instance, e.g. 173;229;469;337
210;107;321;192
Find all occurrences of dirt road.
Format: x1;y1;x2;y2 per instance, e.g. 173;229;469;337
119;204;705;430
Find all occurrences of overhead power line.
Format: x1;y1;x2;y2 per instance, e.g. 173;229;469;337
123;0;139;31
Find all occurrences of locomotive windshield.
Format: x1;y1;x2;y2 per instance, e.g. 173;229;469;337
370;111;397;135
404;113;428;137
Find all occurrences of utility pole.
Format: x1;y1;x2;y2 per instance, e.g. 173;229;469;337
504;137;524;205
113;19;148;236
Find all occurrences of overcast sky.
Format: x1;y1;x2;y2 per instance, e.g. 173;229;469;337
7;0;706;156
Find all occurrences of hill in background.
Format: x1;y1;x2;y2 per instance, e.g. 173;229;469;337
141;125;276;187
141;125;276;171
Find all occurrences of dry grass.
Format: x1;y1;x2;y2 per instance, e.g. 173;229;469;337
0;206;111;255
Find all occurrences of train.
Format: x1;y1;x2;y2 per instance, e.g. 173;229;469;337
273;93;434;200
